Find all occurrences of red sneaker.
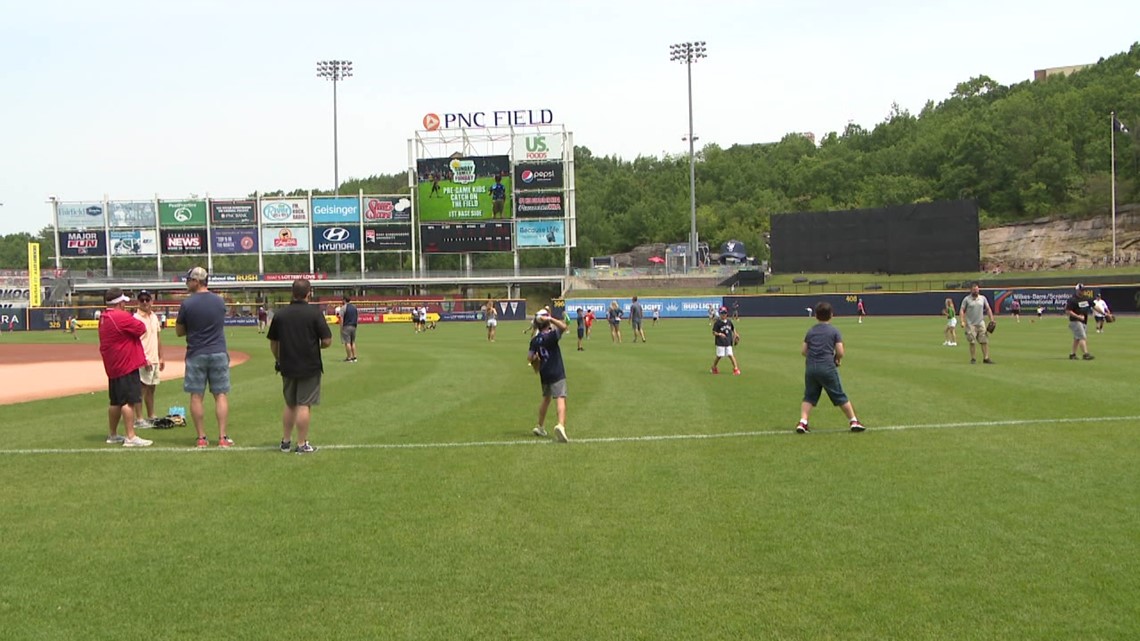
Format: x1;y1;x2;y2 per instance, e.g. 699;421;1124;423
195;436;208;448
732;368;741;375
710;367;719;374
218;436;234;448
795;421;810;434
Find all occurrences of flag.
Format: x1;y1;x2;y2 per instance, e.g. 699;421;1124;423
1114;115;1129;134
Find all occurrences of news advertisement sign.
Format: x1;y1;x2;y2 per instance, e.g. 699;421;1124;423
161;229;207;254
416;155;512;221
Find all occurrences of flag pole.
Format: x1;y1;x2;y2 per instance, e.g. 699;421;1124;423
1110;111;1117;265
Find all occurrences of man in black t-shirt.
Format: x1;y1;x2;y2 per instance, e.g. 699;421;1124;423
267;279;333;454
1064;284;1095;361
710;306;741;375
340;295;359;362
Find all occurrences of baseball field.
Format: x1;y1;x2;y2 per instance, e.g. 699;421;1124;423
1;315;1137;640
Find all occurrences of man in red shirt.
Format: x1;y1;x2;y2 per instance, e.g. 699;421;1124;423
98;288;153;447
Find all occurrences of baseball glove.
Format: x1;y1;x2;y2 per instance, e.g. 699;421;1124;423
1106;313;1115;323
986;320;997;334
151;417;176;429
732;334;741;346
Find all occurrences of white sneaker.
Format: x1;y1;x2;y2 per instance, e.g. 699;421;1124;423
123;435;153;447
106;434;126;444
134;419;152;429
532;426;547;437
554;424;569;443
942;341;948;346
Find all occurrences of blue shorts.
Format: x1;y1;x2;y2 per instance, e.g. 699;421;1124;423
803;364;848;406
183;352;231;395
577;327;585;339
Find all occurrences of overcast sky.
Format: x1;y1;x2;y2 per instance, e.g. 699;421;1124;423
1;0;1137;235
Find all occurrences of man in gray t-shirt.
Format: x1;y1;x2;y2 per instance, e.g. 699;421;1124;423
958;282;995;365
796;302;864;434
629;296;646;343
176;267;233;448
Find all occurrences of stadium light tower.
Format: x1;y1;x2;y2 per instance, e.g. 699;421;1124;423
671;41;707;266
316;60;353;195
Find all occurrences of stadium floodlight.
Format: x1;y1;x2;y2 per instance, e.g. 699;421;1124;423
316;60;354;195
670;42;707;266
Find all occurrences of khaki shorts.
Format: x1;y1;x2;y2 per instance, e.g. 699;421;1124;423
283;375;322;407
1069;321;1088;340
139;364;161;386
964;323;988;344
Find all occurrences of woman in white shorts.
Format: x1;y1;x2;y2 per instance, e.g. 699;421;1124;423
943;298;958;346
485;301;498;342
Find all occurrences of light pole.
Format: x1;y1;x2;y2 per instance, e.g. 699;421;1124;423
671;41;706;267
316;60;353;194
317;60;352;275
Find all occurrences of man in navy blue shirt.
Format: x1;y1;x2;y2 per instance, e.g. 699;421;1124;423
796;302;864;434
490;174;507;218
340;295;359;362
527;309;570;443
176;267;233;448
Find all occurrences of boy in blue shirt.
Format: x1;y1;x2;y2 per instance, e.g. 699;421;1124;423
796;302;864;434
527;309;570;443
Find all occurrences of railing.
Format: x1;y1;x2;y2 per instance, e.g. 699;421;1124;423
67;268;571;284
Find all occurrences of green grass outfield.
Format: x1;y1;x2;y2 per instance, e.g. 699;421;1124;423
2;317;1138;641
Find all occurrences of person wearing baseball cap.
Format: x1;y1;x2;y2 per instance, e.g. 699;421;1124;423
176;266;235;448
1064;284;1095;361
98;287;153;447
132;289;165;429
710;306;741;375
527;308;571;443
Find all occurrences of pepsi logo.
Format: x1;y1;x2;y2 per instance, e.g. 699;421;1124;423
520;170;535;184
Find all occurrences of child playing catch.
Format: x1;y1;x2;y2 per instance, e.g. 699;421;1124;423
796;302;864;434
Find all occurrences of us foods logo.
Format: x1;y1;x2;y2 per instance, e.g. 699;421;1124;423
322;227;350;242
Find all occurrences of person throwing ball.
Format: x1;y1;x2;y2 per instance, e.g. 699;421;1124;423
528;309;570;443
795;302;864;434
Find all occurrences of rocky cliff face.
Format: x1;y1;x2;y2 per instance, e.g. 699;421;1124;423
981;205;1140;270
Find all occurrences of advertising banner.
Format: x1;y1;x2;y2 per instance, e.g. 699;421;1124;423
990;288;1078;314
110;230;159;256
56;202;105;230
262;227;311;253
210;200;257;225
364;225;413;251
517;220;565;247
58;230;108;257
363;196;412;223
158;200;208;227
416;155;512;221
312;197;361;224
108;201;157;228
514;163;564;190
513;133;564;162
161;229;207;254
516;192;564;218
260;199;310;225
313;226;361;253
420;222;512;253
27;243;41;307
564;296;723;319
211;228;259;255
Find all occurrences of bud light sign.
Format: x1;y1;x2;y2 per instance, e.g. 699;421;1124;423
313;226;361;252
514;163;564;190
